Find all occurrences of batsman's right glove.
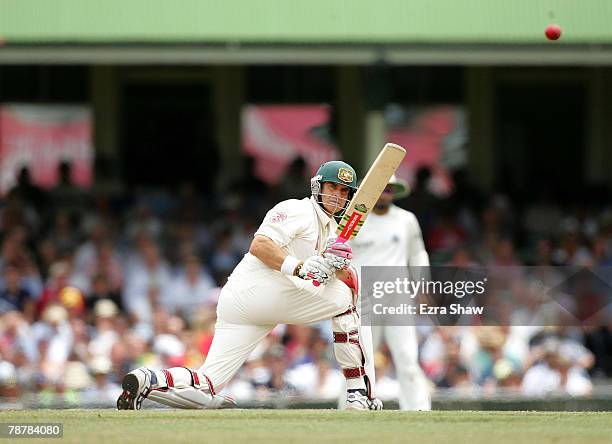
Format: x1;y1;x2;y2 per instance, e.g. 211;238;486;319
298;255;335;286
323;238;353;271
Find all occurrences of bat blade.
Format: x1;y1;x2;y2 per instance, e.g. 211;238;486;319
336;143;406;242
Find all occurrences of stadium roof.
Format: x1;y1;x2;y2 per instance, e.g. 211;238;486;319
1;0;612;65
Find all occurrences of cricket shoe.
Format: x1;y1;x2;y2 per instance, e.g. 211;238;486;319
346;389;383;411
117;367;153;410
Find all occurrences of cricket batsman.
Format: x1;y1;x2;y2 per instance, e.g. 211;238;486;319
117;161;383;410
351;174;432;410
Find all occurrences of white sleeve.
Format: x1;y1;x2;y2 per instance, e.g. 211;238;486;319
407;213;429;266
254;200;309;248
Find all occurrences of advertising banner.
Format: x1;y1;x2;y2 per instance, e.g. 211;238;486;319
0;104;93;194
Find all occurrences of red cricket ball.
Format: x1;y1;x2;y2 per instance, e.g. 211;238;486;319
545;24;562;41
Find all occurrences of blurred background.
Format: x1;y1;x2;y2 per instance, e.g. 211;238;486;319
0;1;611;409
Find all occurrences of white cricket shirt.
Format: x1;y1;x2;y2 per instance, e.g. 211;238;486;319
227;197;337;286
350;204;429;268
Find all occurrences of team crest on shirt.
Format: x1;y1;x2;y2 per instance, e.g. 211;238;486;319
269;212;287;223
337;168;354;183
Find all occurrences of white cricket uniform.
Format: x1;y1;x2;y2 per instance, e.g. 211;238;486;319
351;204;432;410
198;196;358;392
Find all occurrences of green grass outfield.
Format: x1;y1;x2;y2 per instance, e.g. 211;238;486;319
2;409;611;444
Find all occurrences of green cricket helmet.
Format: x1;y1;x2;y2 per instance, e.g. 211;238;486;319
310;161;358;215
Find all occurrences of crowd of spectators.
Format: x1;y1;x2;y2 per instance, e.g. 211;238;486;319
0;161;611;408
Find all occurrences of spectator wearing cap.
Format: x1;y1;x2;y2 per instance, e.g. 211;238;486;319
88;300;120;361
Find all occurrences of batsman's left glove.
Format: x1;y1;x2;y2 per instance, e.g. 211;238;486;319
298;255;335;286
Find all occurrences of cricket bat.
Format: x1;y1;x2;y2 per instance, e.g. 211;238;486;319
313;142;406;286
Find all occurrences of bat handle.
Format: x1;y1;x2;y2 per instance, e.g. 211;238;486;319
312;236;348;286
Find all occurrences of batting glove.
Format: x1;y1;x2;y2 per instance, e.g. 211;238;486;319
298;255;335;286
323;239;353;271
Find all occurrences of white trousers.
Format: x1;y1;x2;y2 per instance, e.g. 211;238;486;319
199;275;359;392
370;324;431;411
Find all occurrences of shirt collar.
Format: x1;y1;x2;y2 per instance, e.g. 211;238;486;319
310;196;332;226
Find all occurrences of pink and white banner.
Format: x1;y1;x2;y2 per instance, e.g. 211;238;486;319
241;104;340;184
0;104;93;194
242;104;465;195
388;105;466;196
